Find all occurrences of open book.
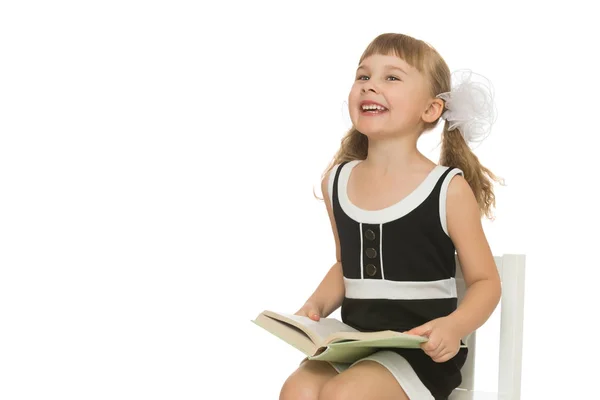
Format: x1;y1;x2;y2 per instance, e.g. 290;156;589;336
252;310;428;363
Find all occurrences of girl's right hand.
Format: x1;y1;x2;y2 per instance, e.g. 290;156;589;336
294;302;321;321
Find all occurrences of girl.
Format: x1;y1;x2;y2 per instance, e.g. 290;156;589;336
279;33;503;400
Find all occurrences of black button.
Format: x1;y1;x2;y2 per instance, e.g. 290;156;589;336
366;248;377;259
366;264;377;276
364;229;376;241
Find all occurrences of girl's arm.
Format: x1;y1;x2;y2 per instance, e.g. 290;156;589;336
297;174;345;319
403;174;501;363
446;175;502;338
301;261;344;318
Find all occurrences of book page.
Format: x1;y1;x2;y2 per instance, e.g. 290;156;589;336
325;329;425;344
252;314;317;356
272;312;359;345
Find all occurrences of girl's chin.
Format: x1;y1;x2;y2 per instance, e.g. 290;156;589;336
355;118;390;130
356;128;389;138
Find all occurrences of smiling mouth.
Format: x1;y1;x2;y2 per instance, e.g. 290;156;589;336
360;105;389;114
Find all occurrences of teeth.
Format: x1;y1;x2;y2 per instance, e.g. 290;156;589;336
362;104;387;111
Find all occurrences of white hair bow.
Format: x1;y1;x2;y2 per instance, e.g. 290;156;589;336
436;69;498;147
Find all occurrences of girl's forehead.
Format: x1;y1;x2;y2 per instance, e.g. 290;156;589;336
360;53;412;71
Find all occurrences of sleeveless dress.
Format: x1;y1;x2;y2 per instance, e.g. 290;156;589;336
320;159;468;400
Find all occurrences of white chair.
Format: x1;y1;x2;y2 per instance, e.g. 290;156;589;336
449;254;526;400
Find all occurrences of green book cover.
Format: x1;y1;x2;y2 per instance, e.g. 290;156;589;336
252;310;428;364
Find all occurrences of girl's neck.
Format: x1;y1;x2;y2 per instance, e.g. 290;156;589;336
362;135;434;176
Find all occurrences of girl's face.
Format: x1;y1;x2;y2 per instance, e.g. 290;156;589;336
348;53;432;138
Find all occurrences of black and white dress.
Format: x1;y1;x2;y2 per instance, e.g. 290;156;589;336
323;159;468;400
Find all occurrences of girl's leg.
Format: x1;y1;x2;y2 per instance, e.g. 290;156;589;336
279;360;339;400
319;360;411;400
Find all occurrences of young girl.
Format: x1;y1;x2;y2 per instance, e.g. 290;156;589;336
279;33;503;400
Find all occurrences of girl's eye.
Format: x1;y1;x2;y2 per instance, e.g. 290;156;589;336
356;75;401;81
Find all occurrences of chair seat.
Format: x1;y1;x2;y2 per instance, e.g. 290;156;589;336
449;389;505;400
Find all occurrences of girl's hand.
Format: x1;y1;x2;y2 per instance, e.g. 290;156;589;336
294;302;321;321
403;316;462;363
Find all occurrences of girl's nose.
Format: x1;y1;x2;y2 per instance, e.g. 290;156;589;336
361;81;379;93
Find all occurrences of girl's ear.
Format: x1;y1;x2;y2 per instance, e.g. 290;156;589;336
422;98;444;123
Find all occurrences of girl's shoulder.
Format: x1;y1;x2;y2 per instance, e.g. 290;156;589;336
323;160;358;206
324;160;356;190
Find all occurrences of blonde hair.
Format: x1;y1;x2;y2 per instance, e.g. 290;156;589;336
317;33;503;220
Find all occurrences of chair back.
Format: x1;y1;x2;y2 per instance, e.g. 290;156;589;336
455;254;526;400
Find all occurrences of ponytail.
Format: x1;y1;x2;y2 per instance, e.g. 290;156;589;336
439;121;504;220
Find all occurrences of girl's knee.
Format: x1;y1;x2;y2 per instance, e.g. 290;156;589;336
279;361;338;400
318;379;348;400
279;376;319;400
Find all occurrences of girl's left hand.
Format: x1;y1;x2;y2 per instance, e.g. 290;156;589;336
403;316;462;363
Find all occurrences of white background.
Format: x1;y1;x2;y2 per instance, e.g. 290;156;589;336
1;1;598;399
